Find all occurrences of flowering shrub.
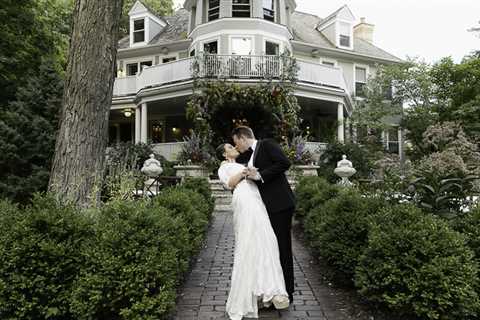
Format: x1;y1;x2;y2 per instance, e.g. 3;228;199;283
282;136;314;165
177;131;212;165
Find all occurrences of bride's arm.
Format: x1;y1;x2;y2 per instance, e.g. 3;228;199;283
227;169;247;189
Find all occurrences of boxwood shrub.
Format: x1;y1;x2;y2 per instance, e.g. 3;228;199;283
303;189;386;283
0;195;93;319
295;176;340;222
355;204;480;319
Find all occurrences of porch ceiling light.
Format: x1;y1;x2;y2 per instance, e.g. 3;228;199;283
161;47;169;55
123;108;133;117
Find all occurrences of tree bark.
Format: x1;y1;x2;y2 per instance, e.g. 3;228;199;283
49;0;123;207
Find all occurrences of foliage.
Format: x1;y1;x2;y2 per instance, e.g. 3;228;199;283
304;190;386;283
177;131;213;165
407;122;480;216
294;176;340;222
0;58;63;204
355;204;480;319
0;0;70;105
451;205;480;263
187;51;301;146
120;0;174;36
282;135;314;165
0;195;93;319
152;187;211;253
70;199;190;320
318;142;376;183
181;177;215;214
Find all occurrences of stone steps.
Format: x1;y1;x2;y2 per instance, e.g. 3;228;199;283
210;179;232;211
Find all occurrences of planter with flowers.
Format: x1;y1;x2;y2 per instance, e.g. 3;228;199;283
174;132;212;179
283;136;319;182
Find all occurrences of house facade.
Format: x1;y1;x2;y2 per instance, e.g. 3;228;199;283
110;0;402;160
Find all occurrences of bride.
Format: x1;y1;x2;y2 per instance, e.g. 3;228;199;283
216;143;289;320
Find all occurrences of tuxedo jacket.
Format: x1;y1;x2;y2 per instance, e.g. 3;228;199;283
236;139;295;214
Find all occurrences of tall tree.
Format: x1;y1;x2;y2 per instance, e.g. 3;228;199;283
49;0;124;207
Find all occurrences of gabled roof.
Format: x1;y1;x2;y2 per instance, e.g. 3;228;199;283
129;0;168;25
292;11;401;62
118;8;189;50
316;5;355;30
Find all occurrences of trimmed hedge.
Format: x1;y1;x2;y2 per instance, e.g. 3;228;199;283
181;177;215;214
295;177;480;319
304;189;386;283
0;195;93;319
355;204;479;319
0;185;213;320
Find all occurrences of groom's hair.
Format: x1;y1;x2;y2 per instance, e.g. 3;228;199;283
216;143;226;160
232;126;255;139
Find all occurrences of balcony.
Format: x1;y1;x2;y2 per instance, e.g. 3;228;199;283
113;55;349;97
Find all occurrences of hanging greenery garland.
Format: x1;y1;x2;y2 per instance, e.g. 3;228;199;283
186;50;302;146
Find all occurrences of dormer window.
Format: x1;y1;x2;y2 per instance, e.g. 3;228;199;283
338;21;352;48
232;0;251;18
133;18;145;43
263;0;275;22
208;0;220;21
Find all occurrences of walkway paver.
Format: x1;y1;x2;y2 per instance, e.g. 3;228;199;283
173;210;354;320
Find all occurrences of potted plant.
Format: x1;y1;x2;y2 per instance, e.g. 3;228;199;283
174;132;212;178
283;136;319;181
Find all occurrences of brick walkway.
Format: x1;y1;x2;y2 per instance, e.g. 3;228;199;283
172;210;354;320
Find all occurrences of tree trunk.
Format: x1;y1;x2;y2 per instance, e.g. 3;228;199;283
49;0;123;207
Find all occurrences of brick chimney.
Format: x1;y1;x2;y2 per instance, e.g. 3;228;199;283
354;17;374;43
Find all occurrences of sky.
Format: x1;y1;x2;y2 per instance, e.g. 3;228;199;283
172;0;480;63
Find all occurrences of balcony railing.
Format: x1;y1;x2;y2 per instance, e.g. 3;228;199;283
198;54;283;78
113;55;349;97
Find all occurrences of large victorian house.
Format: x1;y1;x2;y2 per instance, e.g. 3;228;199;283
110;0;402;160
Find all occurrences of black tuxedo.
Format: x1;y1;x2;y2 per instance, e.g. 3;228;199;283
236;138;295;300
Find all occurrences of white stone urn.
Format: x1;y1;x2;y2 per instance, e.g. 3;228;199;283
286;164;320;180
174;163;210;179
141;154;163;194
334;155;357;186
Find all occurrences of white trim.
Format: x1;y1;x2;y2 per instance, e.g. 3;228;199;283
229;35;255;55
130;17;147;47
317;19;336;32
353;63;369;97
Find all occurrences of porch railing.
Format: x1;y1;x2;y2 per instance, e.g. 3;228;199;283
198;54;283;78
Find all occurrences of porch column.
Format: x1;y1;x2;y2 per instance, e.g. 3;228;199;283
141;103;148;143
337;103;345;144
398;127;405;171
135;106;141;144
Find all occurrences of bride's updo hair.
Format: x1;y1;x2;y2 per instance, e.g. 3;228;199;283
216;143;226;160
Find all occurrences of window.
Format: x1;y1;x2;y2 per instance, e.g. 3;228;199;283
263;0;274;21
208;0;219;21
162;57;177;63
204;41;218;54
133;19;145;43
126;61;152;76
140;61;152;71
127;63;138;76
231;37;252;55
387;128;399;153
355;66;367;97
338;21;351;48
321;60;335;67
190;49;196;57
265;41;279;55
232;0;250;18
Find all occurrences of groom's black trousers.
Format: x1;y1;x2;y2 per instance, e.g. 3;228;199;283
267;206;295;300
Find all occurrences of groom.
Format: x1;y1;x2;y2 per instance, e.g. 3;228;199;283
232;126;295;303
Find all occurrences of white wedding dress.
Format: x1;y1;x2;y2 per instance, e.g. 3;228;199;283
218;162;289;320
